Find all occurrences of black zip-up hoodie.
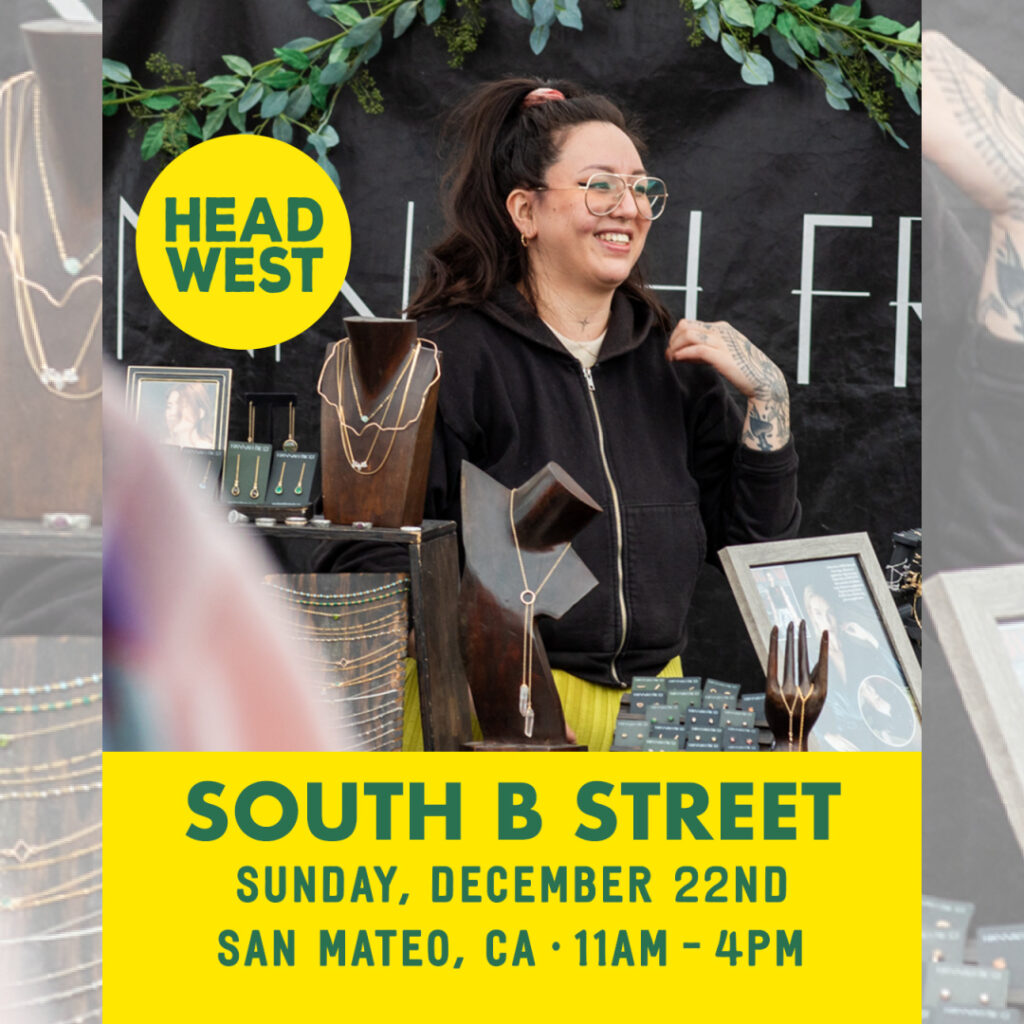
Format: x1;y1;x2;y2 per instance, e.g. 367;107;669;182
419;284;800;688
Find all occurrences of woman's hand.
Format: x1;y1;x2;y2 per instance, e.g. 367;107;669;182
666;318;791;452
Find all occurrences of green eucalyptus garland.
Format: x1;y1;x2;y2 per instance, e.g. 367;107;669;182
102;0;920;184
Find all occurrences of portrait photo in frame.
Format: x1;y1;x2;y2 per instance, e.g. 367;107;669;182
926;565;1024;860
720;533;921;752
125;366;232;452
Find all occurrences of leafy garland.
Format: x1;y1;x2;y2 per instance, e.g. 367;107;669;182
102;0;920;183
681;0;921;147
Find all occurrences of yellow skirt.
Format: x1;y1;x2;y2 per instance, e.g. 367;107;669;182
401;657;683;752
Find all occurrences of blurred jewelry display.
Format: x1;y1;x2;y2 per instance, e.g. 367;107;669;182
269;574;408;750
0;74;100;400
317;337;440;476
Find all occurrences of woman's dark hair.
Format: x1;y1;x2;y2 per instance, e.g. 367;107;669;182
406;77;671;329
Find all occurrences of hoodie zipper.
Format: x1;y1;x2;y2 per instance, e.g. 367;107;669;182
581;364;628;686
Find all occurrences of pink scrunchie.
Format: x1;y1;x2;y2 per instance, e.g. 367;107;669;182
522;87;565;109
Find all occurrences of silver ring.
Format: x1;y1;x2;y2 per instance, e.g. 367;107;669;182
41;513;91;531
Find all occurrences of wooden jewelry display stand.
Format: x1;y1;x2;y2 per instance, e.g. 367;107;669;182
0;22;102;522
459;461;601;751
765;621;828;751
319;317;439;528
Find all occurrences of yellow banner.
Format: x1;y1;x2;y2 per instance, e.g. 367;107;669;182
104;752;919;1020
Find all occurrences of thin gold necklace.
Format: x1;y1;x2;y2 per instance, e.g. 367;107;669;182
33;84;100;276
508;488;571;738
1;75;100;400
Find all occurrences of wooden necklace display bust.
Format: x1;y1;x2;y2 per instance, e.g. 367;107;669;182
458;461;601;750
319;317;440;528
0;21;101;522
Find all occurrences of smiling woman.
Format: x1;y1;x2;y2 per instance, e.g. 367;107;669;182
397;78;801;751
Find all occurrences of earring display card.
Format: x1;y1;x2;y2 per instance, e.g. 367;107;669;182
924;897;976;934
976;925;1024;981
222;441;274;505
180;447;223;496
922;963;1010;1009
922;926;967;968
266;451;319;508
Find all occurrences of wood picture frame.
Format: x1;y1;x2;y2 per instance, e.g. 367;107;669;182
720;532;921;752
125;366;232;452
926;565;1024;858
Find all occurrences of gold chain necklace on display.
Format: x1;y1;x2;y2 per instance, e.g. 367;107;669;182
0;821;101;865
0;867;102;912
0;713;102;750
316;338;440;475
508;489;571;739
337;339;417;473
0;75;100;400
33;86;101;277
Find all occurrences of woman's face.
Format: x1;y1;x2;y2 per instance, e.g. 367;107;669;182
524;121;652;297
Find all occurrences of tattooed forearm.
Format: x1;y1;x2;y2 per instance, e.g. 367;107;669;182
717;324;791;451
744;393;791;452
985;230;1024;338
927;36;1024;218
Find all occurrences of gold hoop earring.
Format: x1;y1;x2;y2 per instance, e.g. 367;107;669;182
521;233;529;248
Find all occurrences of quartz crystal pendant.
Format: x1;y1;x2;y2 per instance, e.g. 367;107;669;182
524;708;535;739
64;257;81;276
518;683;530;716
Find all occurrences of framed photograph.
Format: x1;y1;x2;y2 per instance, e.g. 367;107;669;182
720;533;921;752
926;566;1024;858
125;366;232;451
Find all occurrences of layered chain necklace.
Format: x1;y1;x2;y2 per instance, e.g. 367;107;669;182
0;74;101;400
508;489;571;738
317;337;440;476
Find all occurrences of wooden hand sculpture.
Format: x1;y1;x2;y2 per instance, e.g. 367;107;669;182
765;621;829;751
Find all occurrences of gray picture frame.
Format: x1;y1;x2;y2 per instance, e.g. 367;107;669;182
125;365;232;452
926;565;1024;858
720;532;922;732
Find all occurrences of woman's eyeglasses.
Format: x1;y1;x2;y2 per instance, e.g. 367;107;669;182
536;172;669;220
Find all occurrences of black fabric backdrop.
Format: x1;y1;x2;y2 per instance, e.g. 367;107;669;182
102;0;921;685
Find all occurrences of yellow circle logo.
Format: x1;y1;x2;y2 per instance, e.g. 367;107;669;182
135;135;350;350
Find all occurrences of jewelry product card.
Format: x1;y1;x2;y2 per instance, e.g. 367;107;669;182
266;451;318;508
975;925;1024;982
922;925;967;968
222;441;273;505
924;897;976;934
922;963;1010;1010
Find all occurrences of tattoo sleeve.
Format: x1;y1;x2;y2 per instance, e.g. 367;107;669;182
719;325;791;451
